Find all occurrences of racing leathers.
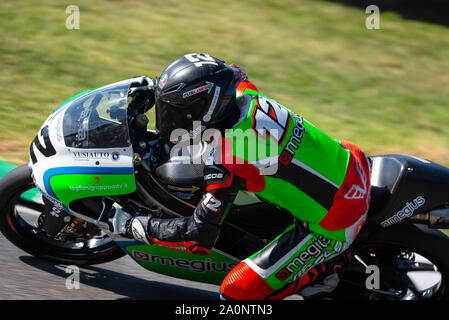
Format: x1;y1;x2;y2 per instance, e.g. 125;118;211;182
124;80;371;300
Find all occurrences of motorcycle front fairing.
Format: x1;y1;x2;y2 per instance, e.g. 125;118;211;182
28;78;146;217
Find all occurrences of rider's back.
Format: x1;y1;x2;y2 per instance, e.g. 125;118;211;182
222;84;367;242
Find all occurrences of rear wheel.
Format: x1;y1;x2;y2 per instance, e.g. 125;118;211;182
333;223;449;300
0;165;125;265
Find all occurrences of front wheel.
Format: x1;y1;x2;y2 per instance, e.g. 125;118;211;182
333;223;449;300
0;164;125;265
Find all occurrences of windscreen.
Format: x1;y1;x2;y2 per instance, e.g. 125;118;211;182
62;82;131;149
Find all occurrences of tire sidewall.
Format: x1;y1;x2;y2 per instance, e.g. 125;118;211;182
353;223;449;299
0;165;125;265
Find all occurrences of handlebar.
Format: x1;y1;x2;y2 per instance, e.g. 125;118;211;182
128;76;156;115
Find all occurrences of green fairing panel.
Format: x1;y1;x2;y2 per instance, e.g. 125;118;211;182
124;242;239;285
50;173;136;207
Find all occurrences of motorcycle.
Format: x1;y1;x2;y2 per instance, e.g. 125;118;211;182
1;77;449;300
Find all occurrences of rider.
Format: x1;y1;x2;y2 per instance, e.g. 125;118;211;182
110;53;371;300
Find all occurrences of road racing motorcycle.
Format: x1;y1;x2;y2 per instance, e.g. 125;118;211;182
1;77;449;300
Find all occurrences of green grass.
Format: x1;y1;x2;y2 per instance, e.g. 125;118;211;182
1;0;449;165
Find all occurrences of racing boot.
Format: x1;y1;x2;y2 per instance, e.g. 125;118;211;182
108;203;152;244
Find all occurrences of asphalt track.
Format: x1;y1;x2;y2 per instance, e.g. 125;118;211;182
0;232;302;300
0;161;301;300
0;162;218;300
0;232;229;300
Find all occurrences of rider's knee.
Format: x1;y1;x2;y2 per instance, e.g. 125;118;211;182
220;261;273;300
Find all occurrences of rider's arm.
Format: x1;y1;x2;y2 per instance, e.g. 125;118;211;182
145;162;243;255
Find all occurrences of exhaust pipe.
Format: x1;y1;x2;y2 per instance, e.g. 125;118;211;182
411;207;449;229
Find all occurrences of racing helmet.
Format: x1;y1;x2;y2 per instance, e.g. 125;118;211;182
155;53;240;141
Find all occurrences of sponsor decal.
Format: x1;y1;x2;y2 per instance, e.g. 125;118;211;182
202;192;223;213
184;53;218;68
94;176;100;184
204;173;224;181
380;196;426;227
344;160;368;200
54;114;63;142
279;115;307;166
69;183;128;192
31;125;57;164
76;108;91;142
275;268;292;282
71;151;110;161
111;152;120;161
182;82;214;99
131;220;146;242
173;192;194;200
159;74;168;89
41;189;63;210
252;96;291;145
202;86;221;122
48;203;62;218
275;236;343;282
132;250;237;273
133;251;149;261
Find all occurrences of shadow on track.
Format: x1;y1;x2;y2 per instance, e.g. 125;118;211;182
327;0;449;27
19;256;218;300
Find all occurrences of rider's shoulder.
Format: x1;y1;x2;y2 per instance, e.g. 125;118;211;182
233;91;276;129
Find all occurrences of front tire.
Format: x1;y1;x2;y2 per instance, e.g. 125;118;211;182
0;164;125;265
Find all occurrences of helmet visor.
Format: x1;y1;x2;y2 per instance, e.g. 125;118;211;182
155;98;208;142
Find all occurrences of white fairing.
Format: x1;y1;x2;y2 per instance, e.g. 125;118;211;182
29;78;143;207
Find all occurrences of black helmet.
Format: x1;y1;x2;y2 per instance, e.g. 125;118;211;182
155;53;239;141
